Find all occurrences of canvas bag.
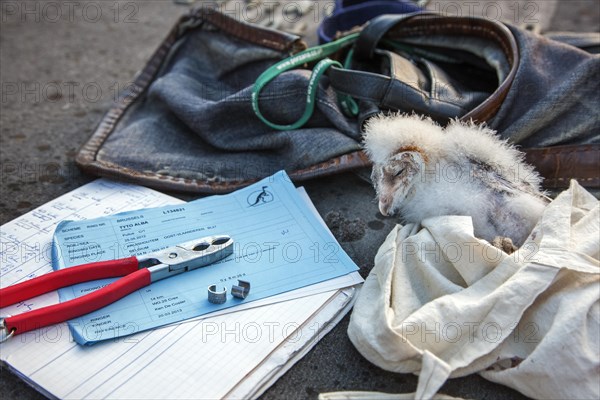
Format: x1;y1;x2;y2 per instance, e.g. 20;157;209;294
341;180;599;399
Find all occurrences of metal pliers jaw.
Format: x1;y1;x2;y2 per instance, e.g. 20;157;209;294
139;235;234;283
1;317;15;343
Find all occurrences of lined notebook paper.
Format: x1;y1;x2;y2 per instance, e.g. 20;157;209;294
0;179;362;399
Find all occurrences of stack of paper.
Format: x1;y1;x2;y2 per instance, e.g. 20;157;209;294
0;172;362;399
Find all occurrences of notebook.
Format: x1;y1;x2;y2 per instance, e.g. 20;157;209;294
0;178;362;399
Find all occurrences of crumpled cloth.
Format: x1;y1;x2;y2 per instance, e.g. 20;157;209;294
336;180;599;400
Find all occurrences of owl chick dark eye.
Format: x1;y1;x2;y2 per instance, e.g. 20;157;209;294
394;168;405;177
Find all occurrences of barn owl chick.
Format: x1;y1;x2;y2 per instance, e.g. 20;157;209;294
363;113;549;247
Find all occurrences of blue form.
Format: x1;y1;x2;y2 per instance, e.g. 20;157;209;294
52;171;358;344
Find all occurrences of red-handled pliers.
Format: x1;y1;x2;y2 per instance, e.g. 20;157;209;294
0;235;233;341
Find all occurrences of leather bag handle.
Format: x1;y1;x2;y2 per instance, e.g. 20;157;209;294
353;12;429;60
329;13;520;123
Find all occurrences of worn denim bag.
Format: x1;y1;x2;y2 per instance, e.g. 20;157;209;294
76;8;599;193
77;9;368;193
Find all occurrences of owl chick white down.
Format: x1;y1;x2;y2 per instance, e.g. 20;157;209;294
364;113;549;247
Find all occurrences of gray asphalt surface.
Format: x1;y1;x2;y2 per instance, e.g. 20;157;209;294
1;1;598;399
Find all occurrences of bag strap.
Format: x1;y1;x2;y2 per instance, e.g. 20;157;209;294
353;12;428;60
253;13;520;129
328;12;466;123
251;14;425;130
329;13;520;124
252;33;359;130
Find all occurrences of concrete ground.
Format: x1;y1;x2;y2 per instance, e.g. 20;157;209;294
1;1;598;399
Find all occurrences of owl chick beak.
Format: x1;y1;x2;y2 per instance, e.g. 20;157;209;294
376;176;406;217
371;166;401;216
372;151;423;217
378;194;395;217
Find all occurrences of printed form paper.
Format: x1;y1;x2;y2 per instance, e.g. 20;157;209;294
52;171;359;344
1;177;363;399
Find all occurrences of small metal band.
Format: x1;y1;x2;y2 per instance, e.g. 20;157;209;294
207;285;227;304
0;316;15;343
231;280;251;300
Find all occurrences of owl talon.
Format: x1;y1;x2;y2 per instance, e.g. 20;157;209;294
491;236;518;254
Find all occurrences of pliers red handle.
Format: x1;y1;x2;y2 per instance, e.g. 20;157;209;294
0;235;233;340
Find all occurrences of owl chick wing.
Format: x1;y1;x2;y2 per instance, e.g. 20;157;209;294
467;157;540;198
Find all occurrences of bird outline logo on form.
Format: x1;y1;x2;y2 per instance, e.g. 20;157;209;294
247;186;274;207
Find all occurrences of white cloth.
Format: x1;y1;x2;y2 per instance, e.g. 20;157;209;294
343;180;599;399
